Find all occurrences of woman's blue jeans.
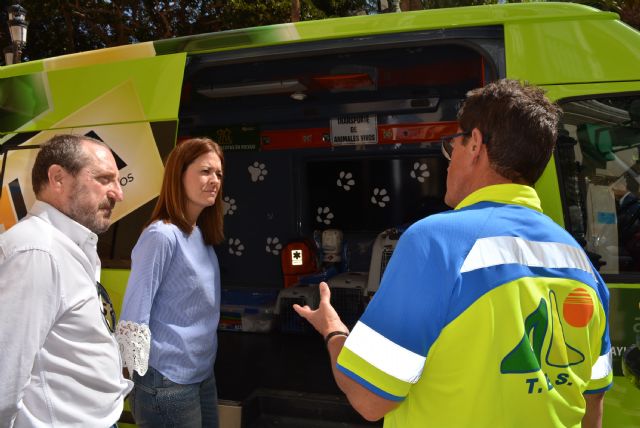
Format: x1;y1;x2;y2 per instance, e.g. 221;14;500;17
130;366;219;428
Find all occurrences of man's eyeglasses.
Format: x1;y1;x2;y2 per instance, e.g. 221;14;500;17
440;131;471;161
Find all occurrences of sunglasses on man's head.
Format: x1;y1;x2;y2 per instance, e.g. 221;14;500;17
440;131;471;161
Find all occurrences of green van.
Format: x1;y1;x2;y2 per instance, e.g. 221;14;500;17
0;2;638;426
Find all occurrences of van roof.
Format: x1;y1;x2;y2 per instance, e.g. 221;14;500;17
154;3;619;56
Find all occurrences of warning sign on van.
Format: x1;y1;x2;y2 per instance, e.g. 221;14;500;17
330;115;378;146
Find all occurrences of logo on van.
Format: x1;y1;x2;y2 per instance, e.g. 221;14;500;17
0;130;130;232
85;130;128;170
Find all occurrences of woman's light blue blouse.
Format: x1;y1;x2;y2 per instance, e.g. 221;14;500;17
120;220;220;384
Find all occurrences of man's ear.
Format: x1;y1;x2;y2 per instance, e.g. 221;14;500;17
47;165;67;192
469;128;485;159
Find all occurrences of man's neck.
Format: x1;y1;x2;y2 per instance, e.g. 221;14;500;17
465;168;513;199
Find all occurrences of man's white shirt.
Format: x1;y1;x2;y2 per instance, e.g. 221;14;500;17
0;201;132;427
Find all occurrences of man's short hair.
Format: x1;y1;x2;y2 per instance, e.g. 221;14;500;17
458;79;561;185
31;134;106;195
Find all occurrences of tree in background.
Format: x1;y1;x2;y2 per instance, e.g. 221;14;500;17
0;0;637;62
0;0;371;61
580;0;640;29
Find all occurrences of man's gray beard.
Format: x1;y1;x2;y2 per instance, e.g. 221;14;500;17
67;202;111;234
66;185;112;234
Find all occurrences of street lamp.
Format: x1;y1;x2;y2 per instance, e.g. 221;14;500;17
3;46;14;66
5;3;28;65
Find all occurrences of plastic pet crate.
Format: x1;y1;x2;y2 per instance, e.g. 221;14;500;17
326;272;368;330
276;285;320;334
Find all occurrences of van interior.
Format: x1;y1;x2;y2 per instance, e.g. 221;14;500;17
102;38;496;425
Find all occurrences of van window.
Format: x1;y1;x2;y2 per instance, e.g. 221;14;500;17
557;94;640;277
97;42;492;273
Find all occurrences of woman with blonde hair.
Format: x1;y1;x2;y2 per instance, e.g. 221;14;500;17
117;137;224;427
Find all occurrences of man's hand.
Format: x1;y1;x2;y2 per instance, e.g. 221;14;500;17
293;282;398;421
293;282;349;337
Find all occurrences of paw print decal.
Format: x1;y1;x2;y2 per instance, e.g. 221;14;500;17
223;196;237;216
410;162;430;183
336;171;355;191
248;162;268;182
316;206;334;225
371;188;390;207
228;238;245;256
266;237;283;255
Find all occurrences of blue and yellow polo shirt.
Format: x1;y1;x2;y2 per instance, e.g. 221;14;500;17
337;184;613;428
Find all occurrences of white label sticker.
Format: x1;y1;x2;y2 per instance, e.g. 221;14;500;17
330;115;378;146
291;249;303;266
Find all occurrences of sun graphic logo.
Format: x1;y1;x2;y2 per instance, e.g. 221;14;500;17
563;288;594;328
498;288;599;395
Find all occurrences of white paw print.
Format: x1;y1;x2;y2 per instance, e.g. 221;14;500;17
248;161;268;182
266;237;283;255
223;196;237;216
316;206;334;225
336;171;355;191
410;162;430;183
371;188;390;207
228;238;245;256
